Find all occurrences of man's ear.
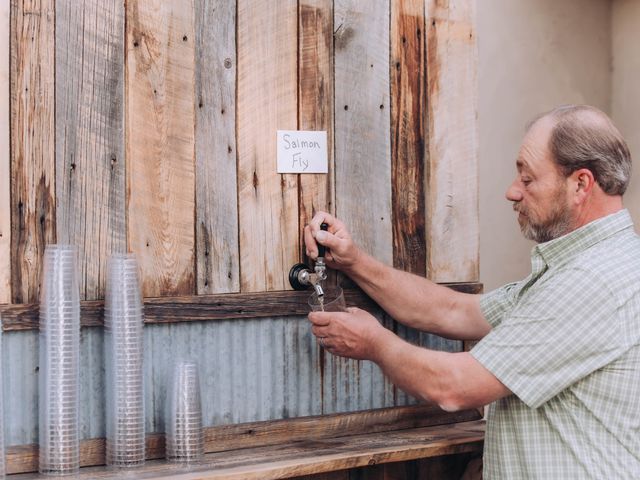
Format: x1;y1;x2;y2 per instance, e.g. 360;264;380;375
570;168;596;203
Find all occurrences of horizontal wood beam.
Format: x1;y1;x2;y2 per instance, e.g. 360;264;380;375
7;405;482;475
0;283;482;331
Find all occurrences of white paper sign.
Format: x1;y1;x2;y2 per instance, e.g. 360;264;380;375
277;130;328;173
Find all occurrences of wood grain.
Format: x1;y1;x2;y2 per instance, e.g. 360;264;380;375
425;0;479;282
298;0;335;255
8;418;484;477
0;283;482;330
55;0;126;300
237;0;299;292
334;0;392;266
391;0;426;276
390;0;427;404
0;0;9;303
194;0;239;294
10;0;56;304
126;0;196;297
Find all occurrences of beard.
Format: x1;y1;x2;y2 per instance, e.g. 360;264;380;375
513;190;574;243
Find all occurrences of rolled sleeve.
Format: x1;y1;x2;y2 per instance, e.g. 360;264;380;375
480;281;520;328
471;268;633;409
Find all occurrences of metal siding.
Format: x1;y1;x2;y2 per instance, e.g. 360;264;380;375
2;312;463;446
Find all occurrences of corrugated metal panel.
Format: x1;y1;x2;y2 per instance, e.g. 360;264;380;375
2;309;464;446
4;330;39;445
144;316;325;432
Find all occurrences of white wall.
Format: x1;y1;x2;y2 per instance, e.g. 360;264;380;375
612;0;640;226
478;0;612;290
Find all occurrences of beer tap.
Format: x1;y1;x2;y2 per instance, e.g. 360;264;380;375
289;222;329;296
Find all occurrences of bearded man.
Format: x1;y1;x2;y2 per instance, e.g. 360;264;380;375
305;105;640;479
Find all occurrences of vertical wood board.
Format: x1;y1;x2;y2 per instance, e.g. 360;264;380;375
389;0;426;402
55;0;126;301
126;0;196;297
298;0;335;261
0;0;10;303
391;0;426;276
10;0;56;304
334;0;392;267
194;0;239;294
425;0;478;282
237;0;299;292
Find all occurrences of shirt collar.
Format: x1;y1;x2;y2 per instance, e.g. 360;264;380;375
533;209;634;267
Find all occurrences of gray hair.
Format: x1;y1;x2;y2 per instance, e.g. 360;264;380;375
532;105;632;195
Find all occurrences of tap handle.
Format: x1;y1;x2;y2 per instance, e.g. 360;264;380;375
318;222;329;258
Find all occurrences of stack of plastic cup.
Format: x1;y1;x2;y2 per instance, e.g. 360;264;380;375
166;362;204;463
38;244;80;476
104;253;145;467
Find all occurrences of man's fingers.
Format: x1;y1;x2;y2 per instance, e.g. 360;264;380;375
308;312;331;326
304;225;317;258
311;325;330;337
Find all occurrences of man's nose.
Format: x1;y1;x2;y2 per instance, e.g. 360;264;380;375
505;180;523;202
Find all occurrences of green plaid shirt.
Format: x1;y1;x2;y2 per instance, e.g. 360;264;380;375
472;209;640;479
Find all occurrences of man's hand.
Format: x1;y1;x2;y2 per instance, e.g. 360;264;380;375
308;307;391;360
304;211;361;271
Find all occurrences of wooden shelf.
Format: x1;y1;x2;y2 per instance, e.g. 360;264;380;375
10;420;484;479
0;282;482;331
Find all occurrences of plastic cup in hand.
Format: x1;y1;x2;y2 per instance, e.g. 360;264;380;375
308;287;346;312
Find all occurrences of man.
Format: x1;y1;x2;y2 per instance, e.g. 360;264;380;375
305;105;640;478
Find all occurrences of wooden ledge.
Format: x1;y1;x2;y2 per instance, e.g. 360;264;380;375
11;420;485;480
0;282;482;331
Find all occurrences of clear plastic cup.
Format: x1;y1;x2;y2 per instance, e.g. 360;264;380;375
308;286;346;312
166;362;204;463
39;245;80;476
104;253;146;468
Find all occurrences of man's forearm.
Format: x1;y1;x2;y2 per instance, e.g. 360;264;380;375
343;252;489;340
370;328;510;411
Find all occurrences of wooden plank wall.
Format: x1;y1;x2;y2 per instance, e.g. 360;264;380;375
425;0;479;282
0;0;9;304
126;0;197;297
10;0;56;304
2;0;478;304
237;0;299;293
56;0;126;299
195;0;239;294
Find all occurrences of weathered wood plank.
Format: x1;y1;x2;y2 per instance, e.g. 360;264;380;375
0;283;482;330
332;0;392;414
10;0;56;304
237;0;299;292
390;0;427;406
391;0;426;276
8;418;484;476
194;0;239;294
334;0;392;265
425;0;479;282
126;0;196;297
0;0;10;303
298;0;335;256
55;0;126;301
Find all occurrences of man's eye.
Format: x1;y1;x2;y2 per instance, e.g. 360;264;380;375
522;178;532;186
